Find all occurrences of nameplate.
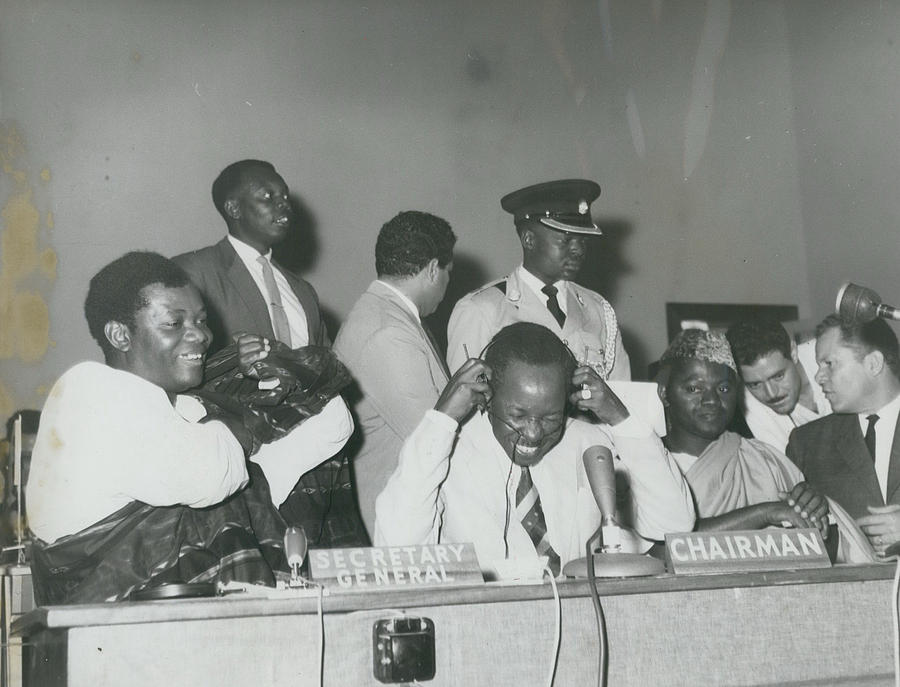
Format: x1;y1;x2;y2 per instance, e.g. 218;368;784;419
309;544;484;591
665;528;831;574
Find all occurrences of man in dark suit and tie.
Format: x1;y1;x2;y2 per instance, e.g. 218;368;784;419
333;211;455;538
786;314;900;556
173;159;365;547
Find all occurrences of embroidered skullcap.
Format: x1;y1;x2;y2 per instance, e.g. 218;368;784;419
660;329;737;373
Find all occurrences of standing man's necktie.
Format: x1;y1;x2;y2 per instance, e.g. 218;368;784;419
865;414;880;462
515;466;561;576
541;284;566;328
257;255;292;347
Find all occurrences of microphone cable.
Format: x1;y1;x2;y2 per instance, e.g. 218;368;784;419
543;564;562;687
316;581;325;687
587;543;609;687
893;555;900;687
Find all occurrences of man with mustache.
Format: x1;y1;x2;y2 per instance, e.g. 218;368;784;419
787;315;900;556
726;319;830;453
447;180;630;380
375;323;693;578
173;160;360;547
26;252;319;604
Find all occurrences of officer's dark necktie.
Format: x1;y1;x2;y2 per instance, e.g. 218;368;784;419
865;414;880;462
257;255;292;347
541;284;566;328
515;466;561;576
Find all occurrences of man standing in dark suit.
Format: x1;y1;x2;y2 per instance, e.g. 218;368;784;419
786;314;900;556
173;159;365;547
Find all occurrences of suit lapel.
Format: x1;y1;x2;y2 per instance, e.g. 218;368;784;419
420;322;451;381
834;414;884;505
217;239;275;340
885;414;900;503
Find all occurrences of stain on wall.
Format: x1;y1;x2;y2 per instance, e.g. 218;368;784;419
0;122;56;420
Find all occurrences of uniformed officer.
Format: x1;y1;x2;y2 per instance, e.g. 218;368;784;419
447;179;630;379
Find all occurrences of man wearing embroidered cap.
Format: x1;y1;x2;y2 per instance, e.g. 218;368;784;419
447;179;630;380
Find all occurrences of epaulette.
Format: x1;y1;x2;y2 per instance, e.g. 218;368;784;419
469;279;507;297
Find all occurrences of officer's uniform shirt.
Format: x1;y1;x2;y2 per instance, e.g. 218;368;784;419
446;265;631;380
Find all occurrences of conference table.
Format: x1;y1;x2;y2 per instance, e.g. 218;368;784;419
12;563;896;686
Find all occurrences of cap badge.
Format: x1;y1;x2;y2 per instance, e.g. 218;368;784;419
578;200;589;215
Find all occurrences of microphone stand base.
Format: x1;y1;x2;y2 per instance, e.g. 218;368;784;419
562;553;664;578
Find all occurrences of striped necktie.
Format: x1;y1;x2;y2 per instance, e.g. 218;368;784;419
515;466;561;576
257;255;292;347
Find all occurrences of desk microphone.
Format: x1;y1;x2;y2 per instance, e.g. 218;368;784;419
561;446;664;578
837;282;900;323
582;446;623;551
284;526;308;586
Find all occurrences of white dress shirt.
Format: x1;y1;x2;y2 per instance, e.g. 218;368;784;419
858;392;900;501
227;235;310;346
374;410;695;576
518;265;568;316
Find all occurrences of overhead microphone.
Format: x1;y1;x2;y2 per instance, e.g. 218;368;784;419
561;446;664;578
836;282;900;323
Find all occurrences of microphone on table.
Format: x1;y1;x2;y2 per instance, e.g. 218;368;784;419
561;446;664;578
837;282;900;323
284;526;309;587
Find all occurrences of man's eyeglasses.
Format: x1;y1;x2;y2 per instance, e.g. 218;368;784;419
486;406;567;445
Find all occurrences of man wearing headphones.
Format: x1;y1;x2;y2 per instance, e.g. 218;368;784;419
374;323;693;578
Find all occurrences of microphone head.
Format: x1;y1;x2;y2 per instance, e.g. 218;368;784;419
284;526;308;568
582;445;617;519
837;282;881;323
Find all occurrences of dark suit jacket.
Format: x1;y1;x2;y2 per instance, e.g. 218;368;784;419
172;237;328;354
785;413;900;519
173;237;366;547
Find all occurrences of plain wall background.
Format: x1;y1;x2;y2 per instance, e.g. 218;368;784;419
1;0;897;419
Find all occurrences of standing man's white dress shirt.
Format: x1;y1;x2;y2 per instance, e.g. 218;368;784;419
859;393;900;501
228;235;310;347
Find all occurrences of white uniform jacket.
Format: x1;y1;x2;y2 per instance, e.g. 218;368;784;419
446;267;630;379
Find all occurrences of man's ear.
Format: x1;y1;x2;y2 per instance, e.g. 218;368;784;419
223;197;240;220
520;227;535;252
865;349;886;376
789;339;800;364
426;257;440;282
104;321;132;353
